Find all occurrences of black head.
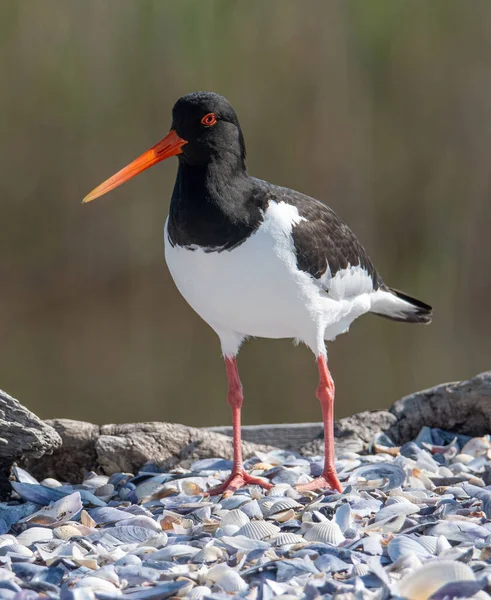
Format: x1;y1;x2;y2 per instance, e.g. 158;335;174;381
172;92;246;168
82;91;247;204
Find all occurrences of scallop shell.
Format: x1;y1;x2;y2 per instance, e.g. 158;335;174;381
387;535;431;562
264;497;302;517
220;509;250;528
235;520;280;540
272;533;305;546
398;560;475;600
303;520;345;545
353;563;370;577
188;586;213;600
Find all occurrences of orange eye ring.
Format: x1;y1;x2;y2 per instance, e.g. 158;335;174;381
201;113;217;126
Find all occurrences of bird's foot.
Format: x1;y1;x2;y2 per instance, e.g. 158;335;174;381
207;469;273;497
296;472;343;494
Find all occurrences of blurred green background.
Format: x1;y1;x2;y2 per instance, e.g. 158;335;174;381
0;0;490;427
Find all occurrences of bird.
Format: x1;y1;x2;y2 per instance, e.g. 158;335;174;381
83;91;432;495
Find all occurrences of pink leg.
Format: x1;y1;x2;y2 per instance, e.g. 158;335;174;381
207;357;272;496
297;356;342;493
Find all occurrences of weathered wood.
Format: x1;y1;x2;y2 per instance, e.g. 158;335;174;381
389;371;491;444
0;389;61;497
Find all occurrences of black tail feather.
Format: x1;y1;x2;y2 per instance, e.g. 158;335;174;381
373;287;433;324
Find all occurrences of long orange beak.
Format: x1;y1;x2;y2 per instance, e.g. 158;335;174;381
82;130;187;203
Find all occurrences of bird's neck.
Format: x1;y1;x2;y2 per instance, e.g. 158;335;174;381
168;157;264;249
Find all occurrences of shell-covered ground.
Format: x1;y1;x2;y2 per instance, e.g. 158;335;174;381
2;427;491;600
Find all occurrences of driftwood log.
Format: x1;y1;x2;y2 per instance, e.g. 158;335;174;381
0;370;487;491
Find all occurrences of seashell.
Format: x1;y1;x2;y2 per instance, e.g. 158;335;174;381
191;545;224;564
215;524;240;538
429;520;489;542
41;477;63;488
387;535;431;562
0;543;33;559
221;535;271;552
264;497;302;517
303;520;345;545
74;576;122;595
239;500;263;519
13;467;38;485
16;527;53;546
398;559;475;600
218;494;250;510
206;564;248;592
267;484;295;497
352;563;370;577
88;507;134;525
116;581;188;598
314;553;351;573
114;554;142;567
334;502;352;533
235;520;280;540
347;463;405;491
374;501;420;522
80;509;96;528
461;436;490;457
272;533;305;546
94;483;115;500
150;544;200;561
10;482;67;505
219;509;249;528
272;508;296;522
139;532;168;548
188;585;213;600
115;516;161;531
19;491;82;526
92;525;158;545
53;524;85;541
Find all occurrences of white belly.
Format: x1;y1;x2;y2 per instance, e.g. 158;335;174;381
164;202;372;355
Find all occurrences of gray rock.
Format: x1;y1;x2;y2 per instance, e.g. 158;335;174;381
24;419;100;482
0;389;61;497
389;371;491;444
96;422;274;474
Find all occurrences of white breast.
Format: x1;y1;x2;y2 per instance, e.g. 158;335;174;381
164;201;373;356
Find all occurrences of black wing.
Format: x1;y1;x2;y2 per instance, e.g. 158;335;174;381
256;179;385;290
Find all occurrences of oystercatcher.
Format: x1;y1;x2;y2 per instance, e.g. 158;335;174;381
83;92;432;494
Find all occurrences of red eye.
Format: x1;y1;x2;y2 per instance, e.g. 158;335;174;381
201;113;217;126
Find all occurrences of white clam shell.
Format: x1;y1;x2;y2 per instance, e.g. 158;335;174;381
374;501;420;522
188;586;212;600
16;527;53;546
206;564;247;592
215;524;241;538
398;559;475;600
387;535;431;562
304;520;345;545
235;520;280;540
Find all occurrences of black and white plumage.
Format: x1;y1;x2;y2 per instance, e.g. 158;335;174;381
84;91;432;495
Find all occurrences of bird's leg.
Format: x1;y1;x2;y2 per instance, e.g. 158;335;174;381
207;356;272;496
297;356;343;493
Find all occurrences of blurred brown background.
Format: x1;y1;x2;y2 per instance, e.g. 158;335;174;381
0;1;490;427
